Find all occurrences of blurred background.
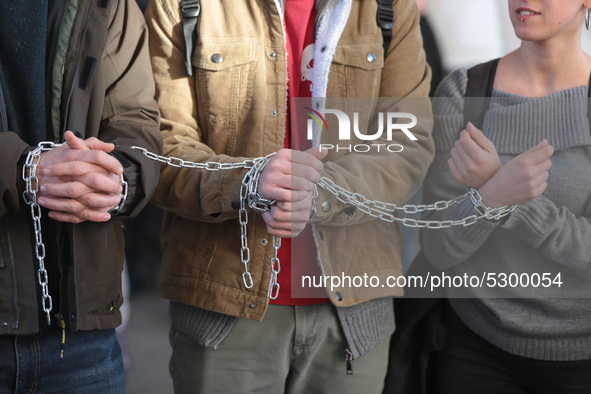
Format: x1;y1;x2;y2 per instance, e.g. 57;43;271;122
122;1;591;393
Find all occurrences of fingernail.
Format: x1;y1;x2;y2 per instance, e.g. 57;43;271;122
40;186;47;193
38;198;46;205
118;167;124;174
103;213;111;221
44;168;52;176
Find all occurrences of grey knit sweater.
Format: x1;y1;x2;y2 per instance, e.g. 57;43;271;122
170;296;395;360
420;68;591;361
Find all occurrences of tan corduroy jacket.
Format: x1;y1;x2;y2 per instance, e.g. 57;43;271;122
147;0;434;321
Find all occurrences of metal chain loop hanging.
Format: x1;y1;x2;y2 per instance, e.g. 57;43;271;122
22;142;63;326
22;142;517;321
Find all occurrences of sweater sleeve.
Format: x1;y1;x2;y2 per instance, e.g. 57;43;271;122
501;197;591;278
419;68;500;269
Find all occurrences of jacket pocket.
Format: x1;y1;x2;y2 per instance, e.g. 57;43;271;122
328;42;384;97
191;41;258;155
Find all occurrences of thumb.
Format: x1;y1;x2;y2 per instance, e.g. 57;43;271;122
466;122;495;152
64;130;89;150
305;146;328;161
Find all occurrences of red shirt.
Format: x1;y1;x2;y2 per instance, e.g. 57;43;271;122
270;0;328;305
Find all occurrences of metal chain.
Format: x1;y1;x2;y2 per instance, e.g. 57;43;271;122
237;153;278;289
129;147;517;293
111;173;129;214
129;146;257;171
269;236;281;299
317;177;516;227
22;142;63;326
23;144;517;309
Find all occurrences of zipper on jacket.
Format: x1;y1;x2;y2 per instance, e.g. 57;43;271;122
57;228;67;358
313;0;330;38
345;347;353;375
59;315;66;358
5;217;19;329
61;0;94;138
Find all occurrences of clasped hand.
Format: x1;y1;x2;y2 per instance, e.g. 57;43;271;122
36;131;124;223
258;148;327;238
448;122;553;208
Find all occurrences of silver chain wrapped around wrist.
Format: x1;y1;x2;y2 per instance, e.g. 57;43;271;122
467;188;516;221
109;173;129;215
130;147;518;297
315;177;515;228
22;142;63;326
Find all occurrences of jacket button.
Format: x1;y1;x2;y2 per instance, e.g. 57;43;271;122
261;238;269;246
211;54;224;63
270;51;277;58
321;46;327;53
319;231;324;241
231;201;240;210
366;52;376;63
335;292;343;301
2;321;9;328
271;109;278;116
321;201;331;212
248;303;256;310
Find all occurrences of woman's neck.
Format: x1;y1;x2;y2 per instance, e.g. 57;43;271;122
494;34;591;97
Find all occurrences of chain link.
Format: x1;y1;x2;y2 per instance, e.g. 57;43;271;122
238;153;278;289
316;177;516;227
22;142;63;326
269;237;281;300
128;147;517;295
22;144;519;310
110;173;128;214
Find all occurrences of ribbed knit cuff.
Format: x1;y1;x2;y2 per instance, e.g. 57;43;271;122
448;199;500;244
501;198;549;247
336;298;395;359
169;301;237;349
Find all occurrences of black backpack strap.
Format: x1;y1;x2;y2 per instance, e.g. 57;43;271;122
181;0;201;77
463;58;500;130
376;0;395;56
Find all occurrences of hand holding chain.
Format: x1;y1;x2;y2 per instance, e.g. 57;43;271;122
24;143;517;319
22;142;129;325
237;153;281;296
129;147;517;295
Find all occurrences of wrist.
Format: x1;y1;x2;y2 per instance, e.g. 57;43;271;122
478;182;502;208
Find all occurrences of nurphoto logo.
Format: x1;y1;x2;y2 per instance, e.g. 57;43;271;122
303;107;418;153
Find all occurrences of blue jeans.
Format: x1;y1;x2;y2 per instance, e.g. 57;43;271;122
0;328;125;394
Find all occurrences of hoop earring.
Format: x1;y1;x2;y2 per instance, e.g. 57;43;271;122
586;8;590;31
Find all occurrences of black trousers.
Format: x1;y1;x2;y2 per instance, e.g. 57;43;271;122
435;303;591;394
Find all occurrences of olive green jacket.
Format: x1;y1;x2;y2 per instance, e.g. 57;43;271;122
0;0;162;335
